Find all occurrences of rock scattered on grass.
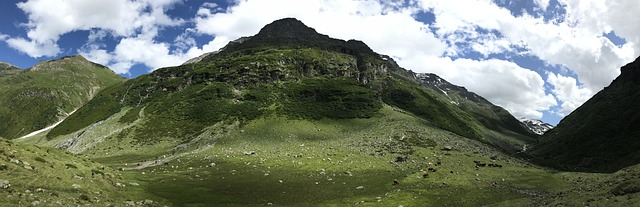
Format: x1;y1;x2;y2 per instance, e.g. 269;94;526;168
0;180;10;189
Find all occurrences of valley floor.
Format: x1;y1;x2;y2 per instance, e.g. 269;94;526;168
5;106;640;206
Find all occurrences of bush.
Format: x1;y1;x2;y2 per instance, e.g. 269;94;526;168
35;157;46;163
281;78;381;119
79;194;90;201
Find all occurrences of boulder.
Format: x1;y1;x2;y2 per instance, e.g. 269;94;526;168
0;180;10;189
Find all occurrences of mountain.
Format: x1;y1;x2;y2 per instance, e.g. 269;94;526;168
0;55;124;139
10;17;640;206
530;56;640;173
521;119;554;135
0;62;21;77
417;73;537;151
45;18;522;145
7;18;640;206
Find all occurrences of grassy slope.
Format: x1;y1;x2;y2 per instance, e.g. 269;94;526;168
48;48;494;149
416;74;536;151
0;139;167;206
66;106;638;207
0;56;124;139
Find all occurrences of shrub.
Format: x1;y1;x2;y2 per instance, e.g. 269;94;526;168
35;157;46;163
79;194;90;201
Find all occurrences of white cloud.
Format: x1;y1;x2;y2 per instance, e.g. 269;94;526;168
113;37;190;70
5;38;59;57
80;35;195;75
534;0;550;10
418;0;639;117
193;0;447;59
547;73;593;115
2;0;187;73
405;57;557;119
15;0;183;42
5;0;640;120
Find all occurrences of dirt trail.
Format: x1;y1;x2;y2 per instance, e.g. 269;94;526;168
120;143;216;170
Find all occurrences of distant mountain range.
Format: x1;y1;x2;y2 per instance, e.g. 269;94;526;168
520;119;554;135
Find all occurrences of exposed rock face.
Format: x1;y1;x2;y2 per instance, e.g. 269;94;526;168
255;18;323;39
521;119;554;135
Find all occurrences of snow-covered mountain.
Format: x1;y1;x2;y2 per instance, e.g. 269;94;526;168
521;119;554;135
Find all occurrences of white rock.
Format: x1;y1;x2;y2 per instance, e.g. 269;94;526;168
0;180;10;189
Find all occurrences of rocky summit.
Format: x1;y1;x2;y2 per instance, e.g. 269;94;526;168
521;119;554;135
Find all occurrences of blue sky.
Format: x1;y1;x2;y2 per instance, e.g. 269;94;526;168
1;0;639;126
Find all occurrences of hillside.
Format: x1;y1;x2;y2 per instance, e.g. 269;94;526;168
0;55;124;139
0;138;167;206
44;18;532;153
10;17;640;206
417;73;537;151
530;56;640;173
0;62;21;77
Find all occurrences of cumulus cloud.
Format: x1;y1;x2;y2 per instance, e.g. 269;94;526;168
404;57;557;119
193;0;447;59
16;0;183;42
547;73;593;115
534;0;551;10
5;0;640;120
421;0;636;91
5;38;59;57
418;0;639;118
3;0;189;72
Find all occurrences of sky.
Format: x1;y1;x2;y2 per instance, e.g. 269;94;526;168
1;0;639;126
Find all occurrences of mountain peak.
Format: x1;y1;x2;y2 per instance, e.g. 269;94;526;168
255;18;321;39
520;119;554;135
0;62;20;70
29;55;108;72
0;62;21;76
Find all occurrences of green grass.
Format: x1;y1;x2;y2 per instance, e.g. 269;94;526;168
77;106;598;207
0;55;123;139
0;138;163;206
531;76;640;173
382;76;486;140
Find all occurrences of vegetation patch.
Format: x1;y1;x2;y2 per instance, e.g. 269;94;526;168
382;77;485;140
281;77;382;119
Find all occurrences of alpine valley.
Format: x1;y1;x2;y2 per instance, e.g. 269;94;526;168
1;18;639;206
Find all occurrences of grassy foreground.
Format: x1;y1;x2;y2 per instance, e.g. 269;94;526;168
9;106;640;206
